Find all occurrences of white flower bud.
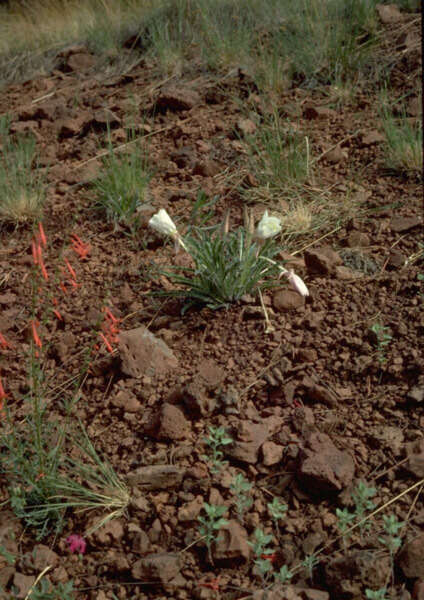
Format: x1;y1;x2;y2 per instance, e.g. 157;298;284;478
286;269;309;297
256;210;282;239
148;209;178;237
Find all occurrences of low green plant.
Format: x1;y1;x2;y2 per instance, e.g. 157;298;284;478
378;513;404;581
336;507;356;548
202;426;233;474
92;131;151;229
351;480;377;535
370;323;392;365
249;528;275;584
267;497;288;538
365;588;389;600
243;110;312;204
0;116;46;224
275;564;293;585
0;543;15;566
230;473;253;522
198;503;228;563
381;106;422;177
302;553;319;582
26;579;75;600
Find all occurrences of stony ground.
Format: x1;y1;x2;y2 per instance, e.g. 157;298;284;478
0;7;423;600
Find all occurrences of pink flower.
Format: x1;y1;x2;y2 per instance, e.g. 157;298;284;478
66;534;86;554
286;270;309;297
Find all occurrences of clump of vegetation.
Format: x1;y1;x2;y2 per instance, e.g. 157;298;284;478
230;473;253;522
370;323;392;365
381;105;422;177
198;503;228;563
92;132;151;229
202;426;233;473
0;116;46;224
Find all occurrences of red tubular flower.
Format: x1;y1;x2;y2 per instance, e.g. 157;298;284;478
0;332;11;350
39;259;49;281
38;223;47;247
64;258;77;281
31;240;39;265
53;309;63;321
59;282;68;295
71;234;91;260
0;376;7;400
99;332;114;353
31;321;42;349
198;577;220;591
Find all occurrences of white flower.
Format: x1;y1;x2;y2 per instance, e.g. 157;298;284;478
148;209;178;237
256;210;282;239
286;269;309;297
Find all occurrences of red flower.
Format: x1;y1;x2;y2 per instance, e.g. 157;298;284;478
66;534;86;554
38;222;47;247
71;234;91;260
198;576;220;591
64;258;77;282
0;376;7;400
99;332;114;353
0;332;12;350
31;321;42;349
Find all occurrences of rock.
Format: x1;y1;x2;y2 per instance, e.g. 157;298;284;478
303;105;336;120
184;380;217;417
408;97;421;117
376;3;403;24
146;403;191;441
298;432;355;495
261;441;284;466
326;145;347;164
18;103;56;121
413;580;424;600
93;519;125;544
390;216;422;233
213;520;250;562
227;421;269;464
324;550;390;598
361;130;386;145
192;160;221;177
399;533;424;578
302;376;337;407
132;553;181;584
335;265;363;280
297;588;330;600
304;246;343;276
56;116;87;138
408;385;424;403
91;109;121;128
12;573;36;599
129;527;150;555
118;326;178;378
369;426;404;457
156;86;200;111
236;118;257;136
387;248;406;269
178;496;204;522
110;390;141;412
66;52;96;72
273;289;305;311
127;465;185;490
197;359;226;389
0;567;14;590
346;232;370;247
32;544;59;570
405;438;424;478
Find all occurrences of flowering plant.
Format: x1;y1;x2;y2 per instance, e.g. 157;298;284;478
148;208;309;312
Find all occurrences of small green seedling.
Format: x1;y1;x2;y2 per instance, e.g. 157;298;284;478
302;553;319;582
370;323;392;365
249;528;275;584
275;564;293;585
378;513;404;576
336;507;355;548
267;497;288;538
198;503;228;564
230;473;253;522
352;480;377;535
202;426;233;473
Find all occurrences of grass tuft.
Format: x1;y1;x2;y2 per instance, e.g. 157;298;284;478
0;117;46;225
